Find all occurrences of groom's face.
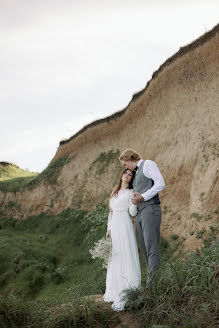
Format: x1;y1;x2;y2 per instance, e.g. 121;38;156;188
120;159;136;171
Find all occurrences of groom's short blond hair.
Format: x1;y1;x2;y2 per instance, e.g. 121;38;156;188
119;149;141;162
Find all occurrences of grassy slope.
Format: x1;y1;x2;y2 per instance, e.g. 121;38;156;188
0;206;218;327
0;208;107;299
0;206;114;327
0;163;38;192
0;156;70;193
0;164;37;181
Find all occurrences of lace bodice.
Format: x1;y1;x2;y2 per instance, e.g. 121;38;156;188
107;189;137;230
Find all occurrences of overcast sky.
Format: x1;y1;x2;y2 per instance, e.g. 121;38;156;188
0;0;218;173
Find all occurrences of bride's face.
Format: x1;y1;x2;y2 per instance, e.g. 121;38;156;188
121;169;133;183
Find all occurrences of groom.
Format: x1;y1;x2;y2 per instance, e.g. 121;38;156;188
119;149;165;288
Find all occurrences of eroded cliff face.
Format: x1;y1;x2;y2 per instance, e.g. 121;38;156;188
0;25;218;252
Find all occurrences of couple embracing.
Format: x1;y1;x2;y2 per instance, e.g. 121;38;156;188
103;149;165;312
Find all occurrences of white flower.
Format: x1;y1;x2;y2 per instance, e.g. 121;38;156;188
89;237;112;269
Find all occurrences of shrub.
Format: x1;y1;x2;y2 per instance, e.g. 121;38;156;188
170;234;179;240
26;156;70;189
89;149;120;174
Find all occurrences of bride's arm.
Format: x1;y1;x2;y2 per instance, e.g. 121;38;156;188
106;189;115;236
128;192;138;216
106;210;112;237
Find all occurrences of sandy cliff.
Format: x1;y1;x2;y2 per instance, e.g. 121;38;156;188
0;24;219;252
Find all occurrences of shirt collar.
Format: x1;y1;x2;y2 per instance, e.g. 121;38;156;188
136;159;143;167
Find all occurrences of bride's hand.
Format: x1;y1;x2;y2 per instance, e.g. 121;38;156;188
131;192;144;204
106;230;111;238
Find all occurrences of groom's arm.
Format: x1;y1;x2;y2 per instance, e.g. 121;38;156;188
141;160;165;201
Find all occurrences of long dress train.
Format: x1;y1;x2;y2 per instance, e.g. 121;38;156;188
103;189;141;312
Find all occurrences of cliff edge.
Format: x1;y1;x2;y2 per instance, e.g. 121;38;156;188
0;24;218;252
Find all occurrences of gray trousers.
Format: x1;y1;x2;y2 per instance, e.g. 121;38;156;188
135;203;161;287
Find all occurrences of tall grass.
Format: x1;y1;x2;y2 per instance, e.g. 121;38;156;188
0;206;218;327
0;205;118;327
124;241;219;328
0;206;108;300
0;288;117;328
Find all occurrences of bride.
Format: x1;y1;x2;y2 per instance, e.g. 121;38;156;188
103;168;141;312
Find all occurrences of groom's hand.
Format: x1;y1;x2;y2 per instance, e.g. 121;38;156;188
131;192;144;204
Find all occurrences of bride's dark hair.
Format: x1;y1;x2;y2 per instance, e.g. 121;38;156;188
110;168;136;199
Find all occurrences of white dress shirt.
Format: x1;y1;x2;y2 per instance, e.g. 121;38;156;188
136;159;165;201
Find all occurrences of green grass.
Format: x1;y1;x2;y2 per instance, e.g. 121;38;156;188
26;156;70;189
170;234;179;240
0;207;108;299
0;206;218;327
124;241;219;328
196;228;206;239
0;205;116;327
0;163;37;181
89;149;120;174
0;176;36;192
0;156;70;193
0;163;37;192
0;288;116;328
190;212;202;221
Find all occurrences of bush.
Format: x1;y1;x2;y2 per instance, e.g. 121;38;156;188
170;234;179;240
0;206;108;299
81;204;109;246
23;268;45;295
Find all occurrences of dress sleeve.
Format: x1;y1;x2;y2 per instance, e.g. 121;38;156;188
107;211;112;230
128;191;138;216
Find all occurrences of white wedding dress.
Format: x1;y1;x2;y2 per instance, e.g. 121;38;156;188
103;189;141;312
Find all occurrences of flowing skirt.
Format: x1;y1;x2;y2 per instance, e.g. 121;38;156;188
103;210;141;311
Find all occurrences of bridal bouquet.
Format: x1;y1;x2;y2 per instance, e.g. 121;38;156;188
89;236;112;269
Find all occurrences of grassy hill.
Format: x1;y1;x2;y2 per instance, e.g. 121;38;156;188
0;206;218;327
0;162;38;192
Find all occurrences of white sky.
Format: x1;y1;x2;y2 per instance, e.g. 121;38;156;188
0;0;218;173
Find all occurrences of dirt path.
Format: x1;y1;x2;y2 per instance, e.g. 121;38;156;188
84;294;139;328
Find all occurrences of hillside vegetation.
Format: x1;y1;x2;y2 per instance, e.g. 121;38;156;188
0;162;37;192
0;25;219;254
0;207;219;327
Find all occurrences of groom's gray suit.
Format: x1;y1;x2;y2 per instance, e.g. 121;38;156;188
133;160;164;287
